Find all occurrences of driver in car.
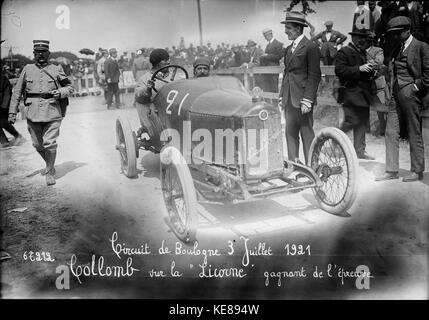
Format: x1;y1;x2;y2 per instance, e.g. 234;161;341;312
193;56;211;78
134;48;170;137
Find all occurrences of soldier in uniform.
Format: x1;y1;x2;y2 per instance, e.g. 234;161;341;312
8;40;74;186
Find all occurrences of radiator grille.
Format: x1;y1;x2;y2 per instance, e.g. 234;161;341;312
243;112;284;179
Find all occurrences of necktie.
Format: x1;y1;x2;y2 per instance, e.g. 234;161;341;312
292;41;297;53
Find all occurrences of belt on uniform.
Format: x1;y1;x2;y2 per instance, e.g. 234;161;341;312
26;93;54;99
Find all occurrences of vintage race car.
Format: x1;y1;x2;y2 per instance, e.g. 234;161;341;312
115;65;358;243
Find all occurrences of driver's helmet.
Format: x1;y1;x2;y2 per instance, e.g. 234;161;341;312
149;48;170;68
193;56;210;69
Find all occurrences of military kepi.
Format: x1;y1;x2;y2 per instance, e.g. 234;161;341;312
281;11;308;27
33;40;49;51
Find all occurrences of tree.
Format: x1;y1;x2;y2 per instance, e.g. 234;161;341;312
1;54;33;71
285;0;327;14
49;51;79;62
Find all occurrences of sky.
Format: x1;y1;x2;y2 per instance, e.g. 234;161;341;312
1;0;358;58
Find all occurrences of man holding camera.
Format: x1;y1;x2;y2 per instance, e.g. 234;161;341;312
335;29;376;160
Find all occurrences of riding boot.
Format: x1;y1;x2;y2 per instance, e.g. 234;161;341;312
45;150;57;186
37;149;48;175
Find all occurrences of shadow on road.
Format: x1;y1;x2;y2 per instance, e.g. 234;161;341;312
54;161;88;179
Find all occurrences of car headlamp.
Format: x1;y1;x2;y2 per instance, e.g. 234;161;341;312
252;86;263;102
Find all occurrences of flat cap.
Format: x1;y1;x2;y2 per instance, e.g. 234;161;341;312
281;11;308;27
386;16;411;32
324;20;334;26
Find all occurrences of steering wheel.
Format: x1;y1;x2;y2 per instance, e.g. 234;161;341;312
151;65;189;93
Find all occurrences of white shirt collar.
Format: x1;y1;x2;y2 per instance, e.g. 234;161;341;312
293;34;305;47
269;38;275;44
403;35;414;52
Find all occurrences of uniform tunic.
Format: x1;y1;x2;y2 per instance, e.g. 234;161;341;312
9;63;73;151
9;63;73;122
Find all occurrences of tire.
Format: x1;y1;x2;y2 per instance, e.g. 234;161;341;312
116;116;137;178
308;127;359;215
160;146;198;243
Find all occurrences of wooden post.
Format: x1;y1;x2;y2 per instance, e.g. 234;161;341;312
197;0;203;47
243;68;250;90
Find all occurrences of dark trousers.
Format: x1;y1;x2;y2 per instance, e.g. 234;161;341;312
340;105;369;156
322;55;335;66
377;111;387;136
0;116;20;144
260;74;279;93
285;98;315;163
106;82;120;107
388;83;425;173
385;101;401;172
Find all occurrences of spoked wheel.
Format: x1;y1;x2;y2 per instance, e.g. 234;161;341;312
308;127;358;214
160;146;197;243
116;116;137;178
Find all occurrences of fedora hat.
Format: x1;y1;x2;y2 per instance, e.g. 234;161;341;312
247;40;257;47
349;29;370;37
281;11;308;27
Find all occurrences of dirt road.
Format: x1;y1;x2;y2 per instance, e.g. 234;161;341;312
1;94;428;299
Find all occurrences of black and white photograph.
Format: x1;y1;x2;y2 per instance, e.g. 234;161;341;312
1;0;428;305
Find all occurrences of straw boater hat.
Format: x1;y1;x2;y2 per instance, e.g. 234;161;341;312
281;11;308;27
262;28;273;35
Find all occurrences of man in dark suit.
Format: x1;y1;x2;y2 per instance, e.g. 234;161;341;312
104;48;121;109
376;16;428;182
279;12;321;164
312;21;347;66
407;0;424;41
260;28;284;93
335;29;376;160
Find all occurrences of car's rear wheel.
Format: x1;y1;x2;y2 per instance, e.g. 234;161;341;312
160;146;197;243
308;127;358;215
116;116;137;178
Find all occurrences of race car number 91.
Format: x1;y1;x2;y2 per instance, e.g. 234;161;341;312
166;90;189;116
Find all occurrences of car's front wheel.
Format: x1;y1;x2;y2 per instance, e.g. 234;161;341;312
116;116;137;178
308;127;359;215
160;146;198;243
